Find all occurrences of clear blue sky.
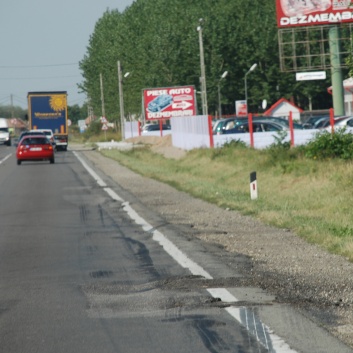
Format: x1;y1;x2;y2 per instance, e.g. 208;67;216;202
0;0;134;109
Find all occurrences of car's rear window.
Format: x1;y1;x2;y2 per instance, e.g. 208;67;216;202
20;132;45;138
22;137;49;145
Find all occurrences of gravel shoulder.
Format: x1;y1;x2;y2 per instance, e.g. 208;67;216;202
73;139;353;349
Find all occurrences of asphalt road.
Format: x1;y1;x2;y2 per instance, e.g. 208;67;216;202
0;144;351;353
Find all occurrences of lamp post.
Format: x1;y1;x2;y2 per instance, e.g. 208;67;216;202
117;60;130;141
217;71;228;119
197;19;208;115
244;63;257;115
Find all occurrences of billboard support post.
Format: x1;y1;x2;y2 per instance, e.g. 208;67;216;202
329;26;345;117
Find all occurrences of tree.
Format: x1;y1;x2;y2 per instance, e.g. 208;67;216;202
79;0;333;118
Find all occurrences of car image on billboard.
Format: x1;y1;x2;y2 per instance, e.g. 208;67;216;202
147;94;173;112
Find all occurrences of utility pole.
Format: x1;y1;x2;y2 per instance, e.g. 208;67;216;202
117;60;125;140
87;104;94;121
197;19;208;115
99;73;106;119
10;94;14;119
329;26;345;116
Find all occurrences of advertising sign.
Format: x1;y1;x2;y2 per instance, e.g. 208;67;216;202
296;71;327;80
143;85;196;120
276;0;353;28
235;100;248;117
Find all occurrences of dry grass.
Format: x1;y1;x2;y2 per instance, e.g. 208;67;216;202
100;141;353;262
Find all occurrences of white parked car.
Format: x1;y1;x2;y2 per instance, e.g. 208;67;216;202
323;116;353;132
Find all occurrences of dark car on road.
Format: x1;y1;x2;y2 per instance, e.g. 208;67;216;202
16;130;46;147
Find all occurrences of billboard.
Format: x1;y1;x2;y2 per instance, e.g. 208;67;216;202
276;0;353;28
143;85;196;120
235;100;247;117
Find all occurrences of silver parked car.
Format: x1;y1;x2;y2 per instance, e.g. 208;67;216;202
224;120;286;134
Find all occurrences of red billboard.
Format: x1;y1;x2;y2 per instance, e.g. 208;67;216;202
276;0;353;28
235;100;247;117
143;85;196;120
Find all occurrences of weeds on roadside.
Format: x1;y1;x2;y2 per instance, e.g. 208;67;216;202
305;128;353;160
210;139;247;160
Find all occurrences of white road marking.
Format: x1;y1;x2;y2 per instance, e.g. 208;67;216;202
74;152;107;187
74;151;298;353
0;153;12;164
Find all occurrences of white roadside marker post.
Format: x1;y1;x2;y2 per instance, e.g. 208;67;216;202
250;171;258;200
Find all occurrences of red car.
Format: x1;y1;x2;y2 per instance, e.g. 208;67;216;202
16;135;55;165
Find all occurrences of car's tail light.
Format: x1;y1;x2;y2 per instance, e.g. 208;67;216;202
43;145;53;150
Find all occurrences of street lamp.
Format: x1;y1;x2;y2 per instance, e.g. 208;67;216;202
117;60;129;141
197;19;208;115
218;70;228;119
244;63;257;115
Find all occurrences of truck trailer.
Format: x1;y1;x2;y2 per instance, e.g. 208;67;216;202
27;91;69;151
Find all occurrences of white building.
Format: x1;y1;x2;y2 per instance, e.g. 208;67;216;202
263;98;303;121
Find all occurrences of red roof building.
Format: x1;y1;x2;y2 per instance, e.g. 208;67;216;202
263;98;303;121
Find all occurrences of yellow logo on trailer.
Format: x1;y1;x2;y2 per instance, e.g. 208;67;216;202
49;95;67;112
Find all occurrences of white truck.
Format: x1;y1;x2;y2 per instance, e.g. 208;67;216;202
0;118;11;146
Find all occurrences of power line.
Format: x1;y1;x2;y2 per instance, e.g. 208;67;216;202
0;75;81;80
0;62;78;69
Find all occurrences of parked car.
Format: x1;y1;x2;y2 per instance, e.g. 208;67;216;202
142;123;171;133
313;117;331;129
224;120;286;134
213;117;248;135
16;135;55;165
213;116;302;135
330;116;353;128
318;116;353;131
262;116;304;129
302;116;329;129
147;94;173;112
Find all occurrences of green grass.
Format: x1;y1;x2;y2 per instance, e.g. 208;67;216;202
98;141;353;262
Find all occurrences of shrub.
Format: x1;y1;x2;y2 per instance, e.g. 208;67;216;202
304;128;353;160
222;139;247;149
